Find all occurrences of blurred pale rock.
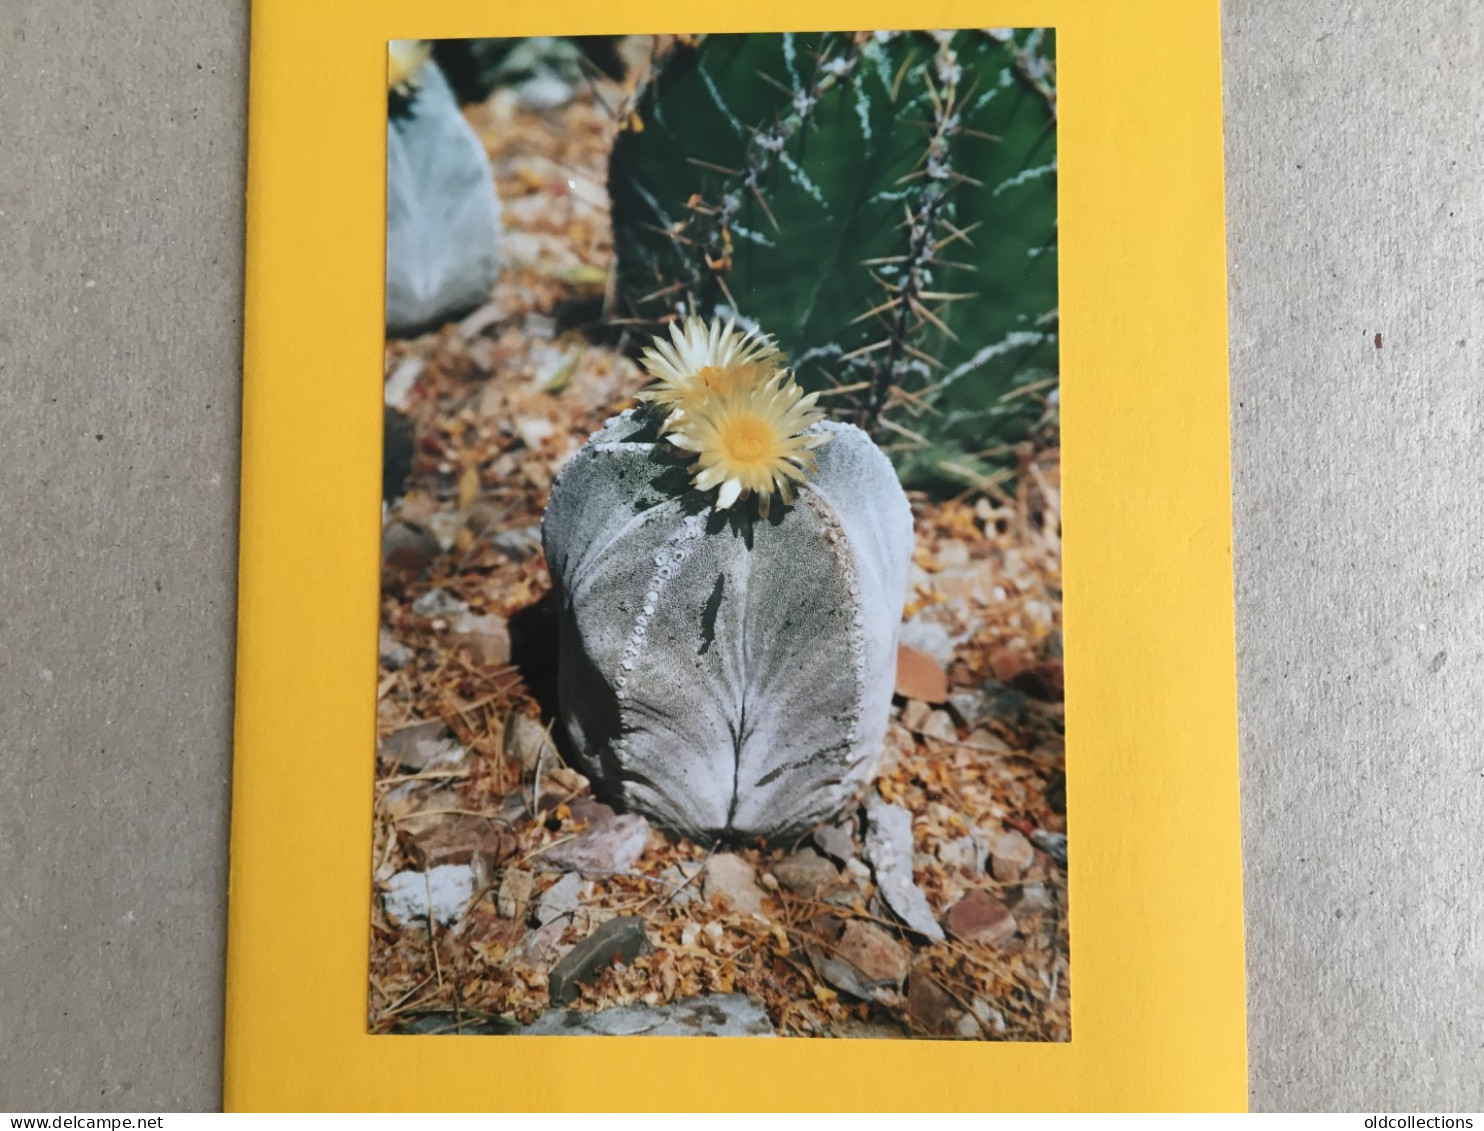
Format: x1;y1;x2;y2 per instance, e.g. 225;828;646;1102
386;61;503;335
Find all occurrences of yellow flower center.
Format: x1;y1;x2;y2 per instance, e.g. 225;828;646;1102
718;414;775;466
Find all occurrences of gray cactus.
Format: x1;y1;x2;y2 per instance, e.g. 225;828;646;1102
386;59;502;336
542;409;913;841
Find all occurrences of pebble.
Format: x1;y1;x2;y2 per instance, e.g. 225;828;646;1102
655;861;703;906
402;814;508;870
411;588;467;617
703;853;768;918
937;834;986;877
540;813;651;877
810;818;858;866
919;709;959;743
547;916;652;1005
377;718;455;772
382;521;439;575
935;539;971;568
1031;829;1069;866
379;630;413;671
1017;881;1056;913
445;611;511;666
991;830;1036;882
894;643;949;703
381;864;475;927
863;798;946;941
942;889;1018;948
497;868;533;920
900;699;932;732
898;616;962;666
525;993;775;1037
907;971;968;1037
503;711;556;772
809;919;909;1002
771;848;840;899
966;726;1012;754
534;872;583;925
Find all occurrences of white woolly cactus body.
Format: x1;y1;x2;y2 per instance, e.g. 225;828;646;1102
543;401;913;841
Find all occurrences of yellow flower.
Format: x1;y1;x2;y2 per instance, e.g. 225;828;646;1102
667;369;832;517
637;316;781;430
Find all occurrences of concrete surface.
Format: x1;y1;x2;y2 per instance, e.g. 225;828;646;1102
0;0;1481;1113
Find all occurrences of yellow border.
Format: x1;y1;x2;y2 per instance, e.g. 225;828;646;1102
228;0;1243;1111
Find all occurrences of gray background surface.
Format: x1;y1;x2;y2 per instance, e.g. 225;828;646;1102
0;0;1478;1113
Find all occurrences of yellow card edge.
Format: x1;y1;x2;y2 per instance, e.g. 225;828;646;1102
228;0;1245;1111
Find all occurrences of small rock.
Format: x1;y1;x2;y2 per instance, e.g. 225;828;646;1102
446;611;511;666
863;798;945;940
831;920;910;990
970;996;1008;1033
656;861;704;906
810;817;858;866
547;916;652;1005
381;865;475;927
1016;881;1056;913
534;872;584;925
540;813;651;877
937;834;986;877
900;699;932;732
510;918;569;967
514;416;555;450
991;830;1036;882
1030;829;1069;867
402;814;509;869
771;848;840;899
490;524;542;561
703;853;768;918
919;709;958;743
942;889;1017;948
907;971;966;1037
411;587;467;617
384;355;425;411
379;630;413;671
898;616;962;666
966;727;1013;754
382;521;440;575
988;645;1034;684
954;1012;983;1038
895;643;949;703
456;301;505;340
525;993;775;1037
935;539;971;568
567;797;617;827
946;689;988;730
463;908;526;953
504;711;555;771
377;718;452;771
497;868;534;920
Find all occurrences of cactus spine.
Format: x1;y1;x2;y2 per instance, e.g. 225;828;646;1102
609;30;1058;490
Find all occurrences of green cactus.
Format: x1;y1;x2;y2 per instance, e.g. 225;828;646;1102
609;30;1058;491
